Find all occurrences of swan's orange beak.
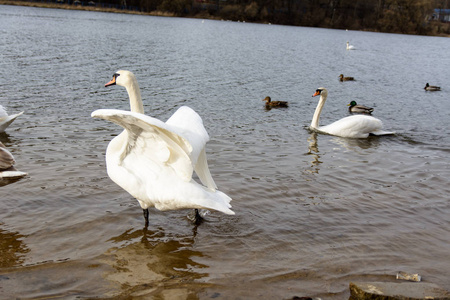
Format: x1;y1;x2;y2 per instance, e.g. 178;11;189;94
105;76;116;87
312;91;320;97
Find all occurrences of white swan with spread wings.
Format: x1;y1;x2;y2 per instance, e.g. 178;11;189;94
310;88;394;138
91;70;233;225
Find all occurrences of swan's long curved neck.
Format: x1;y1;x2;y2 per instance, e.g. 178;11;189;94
126;79;144;114
311;94;326;129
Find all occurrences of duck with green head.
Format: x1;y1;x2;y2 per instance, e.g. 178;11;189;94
424;83;441;91
347;101;374;114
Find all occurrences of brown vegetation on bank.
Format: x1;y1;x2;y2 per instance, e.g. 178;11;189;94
1;0;449;36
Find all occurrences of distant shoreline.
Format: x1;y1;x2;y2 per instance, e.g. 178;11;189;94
1;0;449;37
0;0;178;16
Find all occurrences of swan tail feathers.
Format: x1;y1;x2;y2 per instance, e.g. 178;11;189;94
198;190;234;215
370;130;395;136
152;189;234;215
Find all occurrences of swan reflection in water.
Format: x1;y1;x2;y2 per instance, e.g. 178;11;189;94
0;223;30;268
305;132;384;174
331;135;381;152
102;225;210;298
306;132;322;174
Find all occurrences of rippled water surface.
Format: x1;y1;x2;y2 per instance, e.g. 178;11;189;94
1;5;449;299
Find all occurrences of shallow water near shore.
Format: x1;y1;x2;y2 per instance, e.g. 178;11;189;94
1;5;449;299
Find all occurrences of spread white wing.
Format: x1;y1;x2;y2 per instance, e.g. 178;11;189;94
92;108;195;181
166;106;217;190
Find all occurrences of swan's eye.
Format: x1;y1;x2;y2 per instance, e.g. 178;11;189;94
315;89;322;94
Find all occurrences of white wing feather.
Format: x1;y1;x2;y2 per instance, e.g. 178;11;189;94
92;109;194;181
166;106;217;190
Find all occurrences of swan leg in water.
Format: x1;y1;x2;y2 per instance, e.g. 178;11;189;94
142;208;202;226
143;209;149;226
186;208;204;225
193;209;203;225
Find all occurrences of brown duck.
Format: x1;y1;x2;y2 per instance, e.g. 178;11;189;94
262;96;288;108
339;74;355;81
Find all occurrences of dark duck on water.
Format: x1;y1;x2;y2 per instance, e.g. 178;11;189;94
347;101;374;114
262;96;288;108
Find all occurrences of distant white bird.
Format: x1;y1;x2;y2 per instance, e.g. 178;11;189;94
310;88;394;138
346;41;355;50
0;142;27;179
91;70;234;226
0;105;23;133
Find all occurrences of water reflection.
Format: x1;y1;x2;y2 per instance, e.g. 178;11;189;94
0;177;26;187
103;226;210;298
0;223;30;268
306;132;322;174
0;132;12;143
331;136;381;152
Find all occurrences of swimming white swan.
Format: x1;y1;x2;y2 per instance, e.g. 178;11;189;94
346;41;355;50
0;105;23;133
310;88;394;138
0;142;27;179
91;70;234;225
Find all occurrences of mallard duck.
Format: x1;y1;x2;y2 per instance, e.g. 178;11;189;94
339;74;355;82
262;96;288;108
424;83;441;91
0;142;27;179
347;101;374;114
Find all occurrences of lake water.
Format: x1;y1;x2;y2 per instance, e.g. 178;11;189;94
0;5;449;299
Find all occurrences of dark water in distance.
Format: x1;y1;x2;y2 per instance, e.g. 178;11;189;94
1;4;449;299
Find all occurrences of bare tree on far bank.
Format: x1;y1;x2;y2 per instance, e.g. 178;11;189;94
4;0;450;35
